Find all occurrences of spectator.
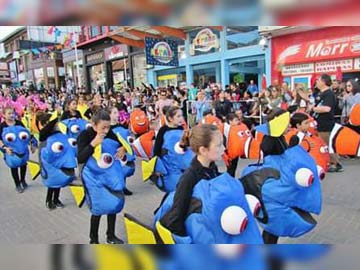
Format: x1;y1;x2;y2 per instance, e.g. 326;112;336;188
193;90;211;123
214;91;233;122
342;79;360;124
188;83;198;101
247;80;258;96
310;74;343;173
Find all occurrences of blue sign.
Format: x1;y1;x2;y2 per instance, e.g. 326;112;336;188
145;37;178;67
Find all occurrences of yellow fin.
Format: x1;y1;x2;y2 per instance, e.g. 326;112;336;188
124;213;157;244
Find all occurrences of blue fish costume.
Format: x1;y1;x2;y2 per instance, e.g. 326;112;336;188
240;145;322;238
112;126;136;178
40;132;77;188
60;118;90;139
82;138;126;216
166;245;266;270
154;173;263;244
1;125;30;168
153;129;194;193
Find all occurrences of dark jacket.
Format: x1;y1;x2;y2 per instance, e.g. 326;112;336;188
153;125;184;157
160;157;220;236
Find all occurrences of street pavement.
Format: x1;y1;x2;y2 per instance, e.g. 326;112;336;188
0;154;359;244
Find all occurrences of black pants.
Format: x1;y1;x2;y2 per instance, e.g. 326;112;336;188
10;165;27;187
227;157;239;177
46;188;61;203
90;214;116;242
262;230;279;244
51;245;93;270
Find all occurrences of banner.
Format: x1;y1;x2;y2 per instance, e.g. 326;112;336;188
145;37;178;67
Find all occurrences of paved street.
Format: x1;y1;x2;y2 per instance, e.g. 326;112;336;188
0;154;359;244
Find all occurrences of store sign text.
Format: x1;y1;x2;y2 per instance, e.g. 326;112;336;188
315;59;353;73
282;63;314;76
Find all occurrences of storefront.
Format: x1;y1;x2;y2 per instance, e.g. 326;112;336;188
271;26;360;89
148;27;266;89
62;48;84;89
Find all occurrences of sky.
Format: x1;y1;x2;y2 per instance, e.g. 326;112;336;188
0;26;24;41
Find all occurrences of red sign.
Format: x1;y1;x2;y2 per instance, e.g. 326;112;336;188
272;27;360;82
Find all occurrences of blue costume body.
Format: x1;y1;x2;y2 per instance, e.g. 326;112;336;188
82;138;126;216
40;132;77;188
241;146;322;237
154;173;263;244
1;125;30;168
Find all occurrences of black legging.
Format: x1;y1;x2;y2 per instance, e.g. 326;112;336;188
10;165;27;187
46;188;61;203
90;214;116;242
227;157;239;177
262;230;279;244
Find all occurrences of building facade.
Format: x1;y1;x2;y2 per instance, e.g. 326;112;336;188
147;27;269;90
269;26;360;89
77;26;148;93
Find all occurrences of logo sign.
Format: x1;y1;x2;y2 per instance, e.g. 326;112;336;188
145;37;178;67
86;52;105;64
105;44;128;61
274;31;360;65
192;28;220;53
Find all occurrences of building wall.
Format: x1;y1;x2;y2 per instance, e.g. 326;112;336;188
147;27;270;90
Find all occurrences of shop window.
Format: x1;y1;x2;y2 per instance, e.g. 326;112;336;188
101;26;108;35
90;26;100;38
226;26;259;50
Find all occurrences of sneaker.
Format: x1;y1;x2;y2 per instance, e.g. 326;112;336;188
90;239;99;244
46;201;56;210
21;181;28;190
327;166;337;173
123;188;133;196
53;200;65;208
336;164;344;172
106;235;124;244
15;185;24;194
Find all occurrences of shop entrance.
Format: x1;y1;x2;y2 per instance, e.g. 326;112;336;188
88;63;106;94
342;72;360;82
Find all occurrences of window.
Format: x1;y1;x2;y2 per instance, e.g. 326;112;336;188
90;26;100;38
109;26;118;31
226;26;259;50
101;26;108;34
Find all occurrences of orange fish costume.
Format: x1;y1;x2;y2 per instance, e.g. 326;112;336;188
224;123;252;160
132;130;155;160
130;109;149;136
349;104;360;127
285;129;330;176
329;123;360;157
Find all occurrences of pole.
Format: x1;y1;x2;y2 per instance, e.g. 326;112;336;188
74;33;81;92
123;57;127;88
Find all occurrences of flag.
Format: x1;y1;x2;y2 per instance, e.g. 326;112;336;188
310;73;317;89
336;66;343;81
261;74;267;90
48;26;55;35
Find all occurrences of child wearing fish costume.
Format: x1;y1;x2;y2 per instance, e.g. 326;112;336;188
151;106;193;193
0;106;30;193
37;111;74;210
77;109;127;244
110;106;136;196
154;124;263;244
241;109;322;244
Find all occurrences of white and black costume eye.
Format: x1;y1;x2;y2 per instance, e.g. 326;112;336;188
5;133;16;142
221;206;248;235
237;131;245;137
19;131;29;140
295;168;314;187
70;125;81;134
127;136;135;144
51;142;64;153
68;138;77;148
97;153;114;169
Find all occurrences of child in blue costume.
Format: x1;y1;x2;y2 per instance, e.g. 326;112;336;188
0;106;30;193
152;106;193;193
36;111;69;210
109;106;135;196
155;124;263;243
241;109;322;244
77;109;126;244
